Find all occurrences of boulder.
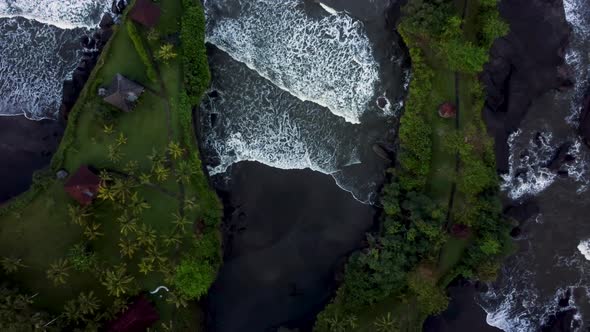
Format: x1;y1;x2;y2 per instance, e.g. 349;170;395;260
547;142;573;171
504;200;539;224
99;13;114;29
372;143;393;162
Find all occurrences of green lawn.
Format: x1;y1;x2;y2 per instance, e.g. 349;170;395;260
0;0;220;330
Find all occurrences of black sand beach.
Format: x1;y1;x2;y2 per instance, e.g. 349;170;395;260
0;116;63;202
207;161;376;332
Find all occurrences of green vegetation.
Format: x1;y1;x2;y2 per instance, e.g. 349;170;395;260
315;0;510;330
0;0;220;330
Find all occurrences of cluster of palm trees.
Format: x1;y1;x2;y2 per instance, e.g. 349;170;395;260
107;132;128;164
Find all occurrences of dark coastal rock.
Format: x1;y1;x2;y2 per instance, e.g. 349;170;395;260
99;13;114;29
504;200;540;223
547;142;573;171
79;35;90;48
372;143;393;162
482;0;570;173
540;309;579;332
579;89;590;147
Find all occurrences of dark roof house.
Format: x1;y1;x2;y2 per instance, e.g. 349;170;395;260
64;166;101;206
107;296;159;332
103;74;145;112
129;0;162;28
438;102;457;119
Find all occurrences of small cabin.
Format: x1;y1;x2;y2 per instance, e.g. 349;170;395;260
64;166;101;206
438;102;457;119
103;74;145;112
130;0;162;28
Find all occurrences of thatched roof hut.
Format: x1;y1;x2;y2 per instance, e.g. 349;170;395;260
64;166;100;206
438;102;457;118
103;74;145;112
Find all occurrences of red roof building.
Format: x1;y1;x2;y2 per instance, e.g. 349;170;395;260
129;0;161;28
107;296;160;332
438;102;457;119
64;166;101;206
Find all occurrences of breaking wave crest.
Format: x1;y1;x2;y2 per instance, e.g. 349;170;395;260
0;0;111;119
201;49;391;203
0;0;110;29
203;0;380;124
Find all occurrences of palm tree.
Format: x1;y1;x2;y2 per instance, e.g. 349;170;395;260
147;28;160;42
116;132;128;147
63;299;83;323
184;196;197;211
176;160;196;184
98;182;116;202
374;313;398;332
111;178;135;204
166;292;188;309
130;192;150;216
162;232;182;249
1;256;26;273
117;212;138;236
107;144;123;163
77;291;101;316
137;224;157;248
156;44;178;63
103;124;114;135
68;205;91;226
119;238;139;259
138;257;154;275
99;169;113;183
167;141;184;160
139;172;152;185
84;222;104;241
152;162;170;183
101;264;134;297
123;160;139;175
47;259;70;286
172;212;191;233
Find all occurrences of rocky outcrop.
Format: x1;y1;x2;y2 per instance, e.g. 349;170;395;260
481;0;571;173
579;89;590;147
59;7;124;119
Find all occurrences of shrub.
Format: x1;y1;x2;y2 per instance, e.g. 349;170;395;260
173;259;216;300
126;20;158;82
181;1;211;106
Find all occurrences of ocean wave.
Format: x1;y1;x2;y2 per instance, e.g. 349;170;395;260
201;48;392;203
0;0;111;29
481;250;585;331
203;0;381;124
0;17;84;119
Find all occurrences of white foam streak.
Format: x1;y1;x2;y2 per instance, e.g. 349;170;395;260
318;2;339;15
204;0;380;124
577;239;590;260
0;0;111;29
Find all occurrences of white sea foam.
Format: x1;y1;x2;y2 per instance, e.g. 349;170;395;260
577;239;590;260
563;0;590;125
501;130;558;200
0;17;84;119
0;0;111;29
203;0;380;124
202;49;391;203
318;2;339;15
0;0;112;119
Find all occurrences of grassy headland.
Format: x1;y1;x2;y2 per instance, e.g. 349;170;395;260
315;0;511;331
0;0;220;330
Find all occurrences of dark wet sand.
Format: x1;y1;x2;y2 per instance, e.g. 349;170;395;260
0;116;64;202
207;161;376;332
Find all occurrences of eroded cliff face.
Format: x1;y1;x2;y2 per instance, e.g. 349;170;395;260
482;0;570;173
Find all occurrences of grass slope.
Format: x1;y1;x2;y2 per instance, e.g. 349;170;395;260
0;0;220;330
